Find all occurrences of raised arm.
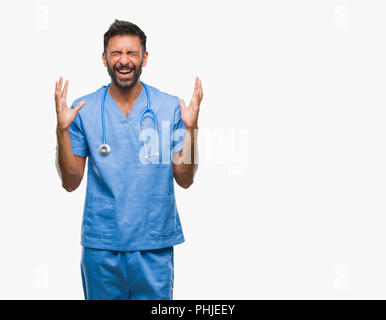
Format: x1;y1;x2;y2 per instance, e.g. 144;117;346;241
173;77;203;188
54;77;87;192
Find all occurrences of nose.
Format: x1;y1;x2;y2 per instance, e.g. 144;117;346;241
118;53;131;65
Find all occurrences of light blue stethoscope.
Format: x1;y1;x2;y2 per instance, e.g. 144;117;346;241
99;81;159;158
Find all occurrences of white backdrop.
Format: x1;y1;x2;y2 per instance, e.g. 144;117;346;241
0;0;386;299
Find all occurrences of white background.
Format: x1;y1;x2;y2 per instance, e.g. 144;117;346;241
0;0;385;299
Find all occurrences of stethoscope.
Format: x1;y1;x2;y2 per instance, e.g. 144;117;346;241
98;81;159;158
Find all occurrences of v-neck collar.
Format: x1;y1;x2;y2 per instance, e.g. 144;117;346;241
105;85;145;123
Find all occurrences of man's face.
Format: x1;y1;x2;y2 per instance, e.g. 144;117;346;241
103;35;148;90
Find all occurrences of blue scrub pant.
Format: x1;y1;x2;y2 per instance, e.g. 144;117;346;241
81;246;174;300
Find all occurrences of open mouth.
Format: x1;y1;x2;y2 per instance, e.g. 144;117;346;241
117;69;133;74
116;68;134;76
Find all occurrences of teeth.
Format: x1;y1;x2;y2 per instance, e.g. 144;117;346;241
118;69;132;74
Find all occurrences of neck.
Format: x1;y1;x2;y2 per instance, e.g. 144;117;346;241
108;80;143;106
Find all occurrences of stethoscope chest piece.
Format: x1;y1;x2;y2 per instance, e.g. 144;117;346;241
99;144;111;156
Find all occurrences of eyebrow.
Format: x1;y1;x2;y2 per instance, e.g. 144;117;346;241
110;50;140;54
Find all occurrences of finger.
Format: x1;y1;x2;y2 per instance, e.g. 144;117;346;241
54;81;61;108
195;77;201;97
73;100;86;114
195;78;200;95
192;77;199;98
192;79;202;112
62;79;69;99
198;79;203;101
55;79;61;97
191;85;199;107
190;95;198;112
55;81;58;99
58;77;63;92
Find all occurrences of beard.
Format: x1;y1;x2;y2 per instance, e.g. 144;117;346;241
107;59;143;90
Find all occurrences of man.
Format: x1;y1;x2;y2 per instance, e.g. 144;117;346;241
55;20;203;300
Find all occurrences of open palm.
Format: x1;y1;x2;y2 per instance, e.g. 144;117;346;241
179;77;203;129
55;77;85;130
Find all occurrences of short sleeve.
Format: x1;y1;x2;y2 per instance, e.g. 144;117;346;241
69;103;90;157
172;100;185;153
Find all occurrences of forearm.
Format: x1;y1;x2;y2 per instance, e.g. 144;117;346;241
173;126;199;188
56;127;82;191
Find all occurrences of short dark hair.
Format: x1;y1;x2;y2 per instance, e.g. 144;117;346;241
104;20;147;55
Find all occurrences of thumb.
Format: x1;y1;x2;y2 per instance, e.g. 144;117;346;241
179;99;186;111
73;100;86;114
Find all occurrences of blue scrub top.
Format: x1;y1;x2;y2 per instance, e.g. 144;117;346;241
68;83;186;251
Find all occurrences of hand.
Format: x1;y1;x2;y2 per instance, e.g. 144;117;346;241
179;76;203;129
55;77;85;130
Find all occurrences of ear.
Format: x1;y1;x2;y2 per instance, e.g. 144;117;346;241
141;51;149;68
102;52;107;67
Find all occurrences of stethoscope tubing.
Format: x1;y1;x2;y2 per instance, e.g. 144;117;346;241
101;83;111;145
99;81;158;157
